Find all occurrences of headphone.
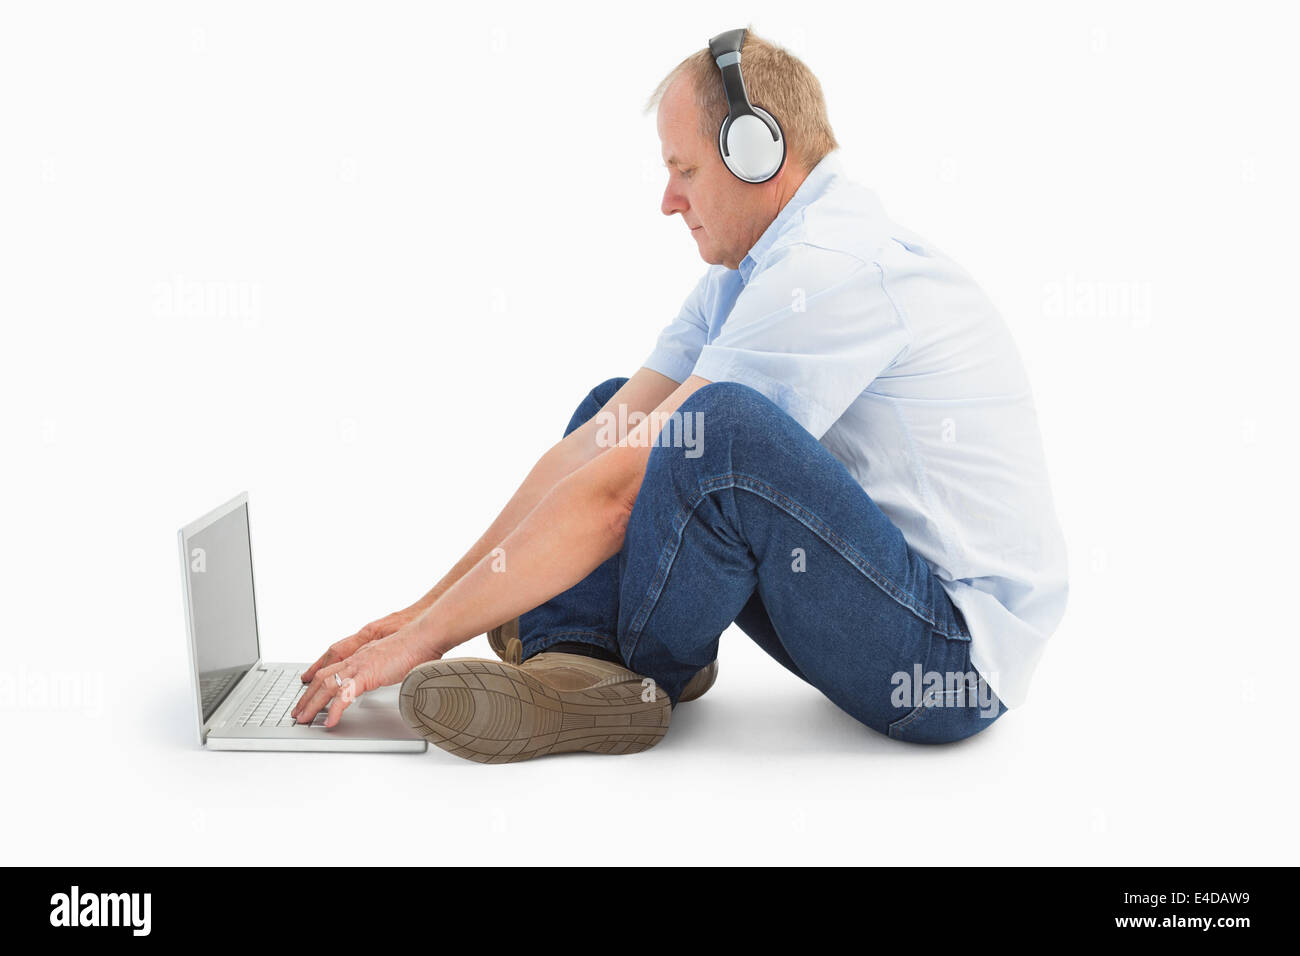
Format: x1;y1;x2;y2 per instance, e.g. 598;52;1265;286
708;28;786;184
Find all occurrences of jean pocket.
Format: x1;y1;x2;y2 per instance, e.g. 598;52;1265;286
887;643;1003;744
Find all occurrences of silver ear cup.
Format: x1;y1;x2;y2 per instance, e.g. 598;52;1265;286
719;107;786;183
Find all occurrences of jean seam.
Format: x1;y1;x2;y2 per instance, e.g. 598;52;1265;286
624;470;963;660
888;688;963;738
890;698;931;736
888;629;935;739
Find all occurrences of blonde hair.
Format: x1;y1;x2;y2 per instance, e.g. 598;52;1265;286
645;27;838;173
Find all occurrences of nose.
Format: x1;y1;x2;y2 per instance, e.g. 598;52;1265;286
661;178;687;218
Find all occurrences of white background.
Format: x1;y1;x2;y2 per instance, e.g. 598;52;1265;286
2;1;1296;865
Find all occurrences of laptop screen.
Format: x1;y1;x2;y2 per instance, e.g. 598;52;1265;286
183;500;260;722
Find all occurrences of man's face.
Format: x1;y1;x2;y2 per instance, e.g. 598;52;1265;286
657;78;790;270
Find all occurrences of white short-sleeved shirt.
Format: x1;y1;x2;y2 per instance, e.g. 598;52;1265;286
643;151;1068;708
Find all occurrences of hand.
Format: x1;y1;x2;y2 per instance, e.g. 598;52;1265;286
301;607;421;683
291;624;435;728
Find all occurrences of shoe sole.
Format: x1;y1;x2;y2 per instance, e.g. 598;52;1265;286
678;658;718;703
399;657;671;764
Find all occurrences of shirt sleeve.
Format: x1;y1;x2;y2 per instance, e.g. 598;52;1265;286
691;242;911;439
641;270;714;384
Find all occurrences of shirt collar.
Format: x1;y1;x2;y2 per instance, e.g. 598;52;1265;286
738;150;845;284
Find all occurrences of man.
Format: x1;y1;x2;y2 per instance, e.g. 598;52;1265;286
291;29;1069;762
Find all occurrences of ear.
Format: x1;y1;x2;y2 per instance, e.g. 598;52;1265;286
772;160;808;195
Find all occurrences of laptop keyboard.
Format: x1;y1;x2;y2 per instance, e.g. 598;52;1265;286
234;668;328;728
200;671;239;713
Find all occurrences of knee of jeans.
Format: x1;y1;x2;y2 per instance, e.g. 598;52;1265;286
565;377;629;437
636;382;772;494
683;380;779;423
590;377;628;403
675;380;784;454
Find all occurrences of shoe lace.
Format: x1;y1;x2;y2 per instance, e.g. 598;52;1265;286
504;637;523;666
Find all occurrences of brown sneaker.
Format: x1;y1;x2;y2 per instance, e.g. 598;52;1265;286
486;617;518;659
399;651;671;763
679;659;719;702
486;617;718;703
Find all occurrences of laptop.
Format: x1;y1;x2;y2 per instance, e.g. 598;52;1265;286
178;492;426;753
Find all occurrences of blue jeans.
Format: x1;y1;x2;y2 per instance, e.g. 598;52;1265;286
520;378;1006;744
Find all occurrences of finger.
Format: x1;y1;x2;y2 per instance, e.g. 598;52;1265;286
294;684;333;724
293;667;341;722
322;676;360;728
291;669;323;718
301;649;338;682
302;627;372;682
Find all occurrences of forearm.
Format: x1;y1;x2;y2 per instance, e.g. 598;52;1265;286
398;370;680;619
404;374;708;659
410;454;636;658
399;434;594;617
